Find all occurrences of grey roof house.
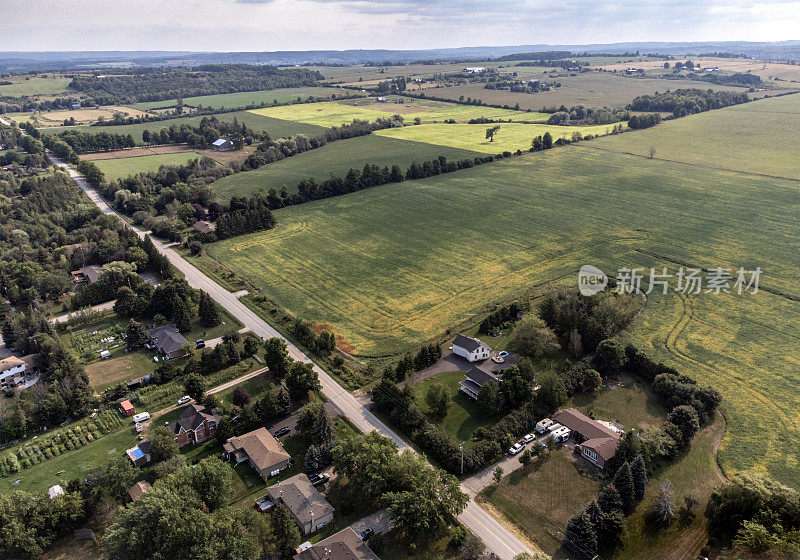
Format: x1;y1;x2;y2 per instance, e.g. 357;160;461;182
146;324;188;359
269;474;335;535
459;366;501;400
452;334;491;363
293;527;380;560
223;427;291;477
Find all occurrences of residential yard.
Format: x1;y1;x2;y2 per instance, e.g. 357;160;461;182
479;448;603;555
84;351;157;392
411;370;497;445
92;152;207;180
377;526;472;560
569;375;668;433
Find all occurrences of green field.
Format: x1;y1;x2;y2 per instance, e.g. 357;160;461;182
211;134;480;199
128;86;358;110
205;145;800;487
93;152;206;179
591;93;800;179
40;110;324;145
427;73;747;110
249;98;543;127
0;77;73;97
374;122;622;153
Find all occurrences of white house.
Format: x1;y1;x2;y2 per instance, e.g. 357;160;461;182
463;67;486;73
452;334;490;362
459;366;501;400
0;356;26;388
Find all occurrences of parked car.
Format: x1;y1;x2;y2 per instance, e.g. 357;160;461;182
254;496;274;512
132;412;150;423
523;433;535;443
359;528;375;541
195;339;205;349
509;442;524;455
274;426;291;438
177;395;191;405
309;472;330;485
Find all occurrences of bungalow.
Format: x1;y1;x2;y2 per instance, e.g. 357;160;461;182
126;439;152;467
223;427;291;477
463;66;486;73
459;366;500;400
553;408;622;469
269;474;335;535
119;400;135;417
452;334;490;362
169;404;221;447
193;220;216;233
211;138;234;152
0;356;26;388
146;324;188;359
127;480;151;502
294;527;380;560
70;265;102;285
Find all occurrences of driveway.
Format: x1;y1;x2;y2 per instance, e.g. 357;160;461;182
462;431;550;496
268;401;342;436
350;509;392;536
400;350;520;388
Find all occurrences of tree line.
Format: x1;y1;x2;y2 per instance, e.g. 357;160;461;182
67;64;324;105
627;88;750;117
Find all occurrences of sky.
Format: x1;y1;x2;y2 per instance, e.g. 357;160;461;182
1;0;799;52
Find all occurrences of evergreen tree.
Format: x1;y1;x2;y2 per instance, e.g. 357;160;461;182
171;296;191;332
277;385;292;414
612;462;636;513
631;455;648;501
563;510;598;559
598;484;623;513
198;291;222;328
304;445;321;474
126;319;148;350
272;504;301;557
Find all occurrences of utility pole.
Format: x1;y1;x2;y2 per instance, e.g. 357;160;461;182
460;443;464;475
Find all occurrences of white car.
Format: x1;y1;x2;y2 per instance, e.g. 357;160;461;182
177;395;191;405
508;442;525;455
523;433;535;443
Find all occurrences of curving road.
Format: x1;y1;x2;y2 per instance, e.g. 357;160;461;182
50;153;532;560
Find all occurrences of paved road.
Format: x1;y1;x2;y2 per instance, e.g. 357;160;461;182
50;153;532;560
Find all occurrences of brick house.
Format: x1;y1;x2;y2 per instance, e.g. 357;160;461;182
168;404;221;447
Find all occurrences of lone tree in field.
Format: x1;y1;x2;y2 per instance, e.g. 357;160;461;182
486;125;501;142
651;480;676;525
493;466;504;484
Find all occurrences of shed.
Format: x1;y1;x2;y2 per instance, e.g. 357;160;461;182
119;400;135;417
211;138;234;152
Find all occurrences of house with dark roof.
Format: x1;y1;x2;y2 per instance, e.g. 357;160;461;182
193;220;216;233
269;474;335;535
169;404;221;447
553;408;622;469
293;527;380;560
146;324;188;359
70;265;102;285
459;366;501;400
223;427;291;477
126;439;153;467
452;334;490;363
127;480;151;502
211;138;234;151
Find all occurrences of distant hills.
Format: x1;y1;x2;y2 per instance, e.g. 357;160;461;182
2;41;800;72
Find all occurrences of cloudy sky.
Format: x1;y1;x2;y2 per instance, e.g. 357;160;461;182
1;0;799;52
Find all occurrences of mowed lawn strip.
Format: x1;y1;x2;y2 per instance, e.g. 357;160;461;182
204;146;800;487
211;134;481;198
374;122;623;154
589;92;800;179
92;152;207;180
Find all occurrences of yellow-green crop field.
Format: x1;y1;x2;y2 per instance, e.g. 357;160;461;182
374;122;623;153
592;93;800;179
0;76;73;97
248;98;546;127
93;152;206;180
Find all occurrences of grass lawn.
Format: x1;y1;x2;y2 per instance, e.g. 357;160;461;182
217;374;272;408
569;376;668;433
479;448;602;555
84;350;156;392
249;98;537;127
590;92;800;179
128;86;361;110
374;122;625;154
92;152;207;180
0;77;73;97
211;134;481;199
377;526;464;560
411;370;497;445
0;427;138;494
40;110;325;145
